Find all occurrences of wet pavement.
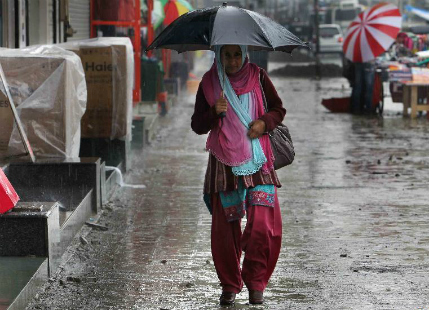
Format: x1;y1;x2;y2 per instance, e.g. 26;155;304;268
26;61;429;309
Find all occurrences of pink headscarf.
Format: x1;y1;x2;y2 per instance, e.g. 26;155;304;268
201;58;275;173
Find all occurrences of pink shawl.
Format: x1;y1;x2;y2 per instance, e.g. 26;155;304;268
201;58;275;173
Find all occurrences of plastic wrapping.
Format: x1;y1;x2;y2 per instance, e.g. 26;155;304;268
0;45;87;158
58;37;134;141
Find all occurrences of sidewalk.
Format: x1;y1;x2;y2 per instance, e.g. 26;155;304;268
26;71;429;309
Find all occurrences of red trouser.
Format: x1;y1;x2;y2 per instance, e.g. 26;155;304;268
210;188;282;293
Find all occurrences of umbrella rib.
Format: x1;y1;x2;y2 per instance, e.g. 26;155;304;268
241;9;275;49
343;25;360;51
367;16;402;26
364;27;386;60
366;24;398;49
360;27;374;62
367;3;399;20
367;23;400;39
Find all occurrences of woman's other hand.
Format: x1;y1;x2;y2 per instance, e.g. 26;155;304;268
215;95;228;115
247;120;266;139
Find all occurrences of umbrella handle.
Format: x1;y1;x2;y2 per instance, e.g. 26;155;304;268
219;101;225;118
219;91;226;118
220;54;226;118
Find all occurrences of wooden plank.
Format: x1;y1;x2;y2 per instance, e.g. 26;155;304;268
402;84;410;116
410;85;418;118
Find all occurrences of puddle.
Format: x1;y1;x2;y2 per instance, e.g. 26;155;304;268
105;166;146;189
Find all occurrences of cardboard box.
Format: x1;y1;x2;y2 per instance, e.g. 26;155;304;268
79;46;114;138
76;44;129;139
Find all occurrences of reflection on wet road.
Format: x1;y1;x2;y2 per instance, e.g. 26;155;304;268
26;64;429;309
268;52;344;72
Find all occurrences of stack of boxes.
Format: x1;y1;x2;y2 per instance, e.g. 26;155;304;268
0;38;134;167
59;38;134;169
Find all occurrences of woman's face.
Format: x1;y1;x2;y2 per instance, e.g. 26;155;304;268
221;45;243;74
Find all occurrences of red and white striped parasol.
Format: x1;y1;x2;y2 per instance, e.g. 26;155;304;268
343;2;402;63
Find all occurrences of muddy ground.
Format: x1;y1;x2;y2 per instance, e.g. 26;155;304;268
269;50;344;77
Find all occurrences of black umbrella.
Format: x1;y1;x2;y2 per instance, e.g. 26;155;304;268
146;2;308;53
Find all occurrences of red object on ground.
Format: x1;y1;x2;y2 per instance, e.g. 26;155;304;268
321;97;351;113
0;169;19;214
157;91;168;102
322;73;382;113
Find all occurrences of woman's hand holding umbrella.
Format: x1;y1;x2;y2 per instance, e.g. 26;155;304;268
215;95;228;116
214;94;266;139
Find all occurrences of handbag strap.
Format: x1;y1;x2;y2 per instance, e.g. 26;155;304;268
259;70;269;113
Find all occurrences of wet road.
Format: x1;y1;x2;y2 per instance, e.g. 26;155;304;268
27;62;429;309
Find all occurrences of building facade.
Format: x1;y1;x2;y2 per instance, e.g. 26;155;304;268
0;0;90;48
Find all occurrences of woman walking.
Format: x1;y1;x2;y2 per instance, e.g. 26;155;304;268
191;45;286;306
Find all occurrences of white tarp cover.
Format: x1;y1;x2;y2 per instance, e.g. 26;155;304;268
0;45;87;158
58;37;134;141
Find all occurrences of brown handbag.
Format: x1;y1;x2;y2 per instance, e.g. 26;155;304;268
260;78;295;169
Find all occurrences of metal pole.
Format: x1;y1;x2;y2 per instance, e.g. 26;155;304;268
147;0;154;58
135;0;141;102
314;0;321;79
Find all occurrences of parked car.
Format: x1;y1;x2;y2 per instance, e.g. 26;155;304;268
313;24;344;54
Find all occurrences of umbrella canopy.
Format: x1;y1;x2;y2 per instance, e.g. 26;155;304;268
146;3;308;53
163;0;193;26
343;2;402;63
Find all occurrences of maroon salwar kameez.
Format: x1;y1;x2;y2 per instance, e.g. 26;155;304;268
210;190;282;293
192;68;285;294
